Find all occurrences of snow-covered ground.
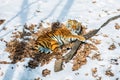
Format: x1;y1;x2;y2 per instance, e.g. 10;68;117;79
0;0;120;80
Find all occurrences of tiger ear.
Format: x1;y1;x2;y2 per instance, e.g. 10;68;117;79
51;21;61;31
68;19;71;22
77;22;82;27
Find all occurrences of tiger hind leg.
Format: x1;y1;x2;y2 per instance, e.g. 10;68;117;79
50;40;60;52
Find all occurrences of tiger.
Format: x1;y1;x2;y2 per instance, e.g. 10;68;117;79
34;20;85;53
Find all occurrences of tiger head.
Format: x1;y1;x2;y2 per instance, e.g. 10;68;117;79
66;19;82;35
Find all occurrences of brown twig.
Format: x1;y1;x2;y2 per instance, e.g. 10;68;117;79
54;59;63;72
0;61;12;64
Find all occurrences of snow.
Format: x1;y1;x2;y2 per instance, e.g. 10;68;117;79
0;0;120;80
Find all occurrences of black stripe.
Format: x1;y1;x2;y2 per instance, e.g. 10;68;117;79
39;42;44;48
59;36;64;45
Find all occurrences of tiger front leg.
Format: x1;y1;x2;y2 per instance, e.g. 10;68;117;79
69;35;86;42
78;35;86;42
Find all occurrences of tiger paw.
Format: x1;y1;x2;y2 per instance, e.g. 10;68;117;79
38;47;52;54
79;35;86;42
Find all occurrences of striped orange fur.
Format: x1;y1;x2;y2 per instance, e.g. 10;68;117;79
35;20;85;53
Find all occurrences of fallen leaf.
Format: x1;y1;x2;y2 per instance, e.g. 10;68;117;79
0;19;5;25
108;43;116;50
105;70;114;77
114;23;120;30
91;67;97;77
42;69;51;77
